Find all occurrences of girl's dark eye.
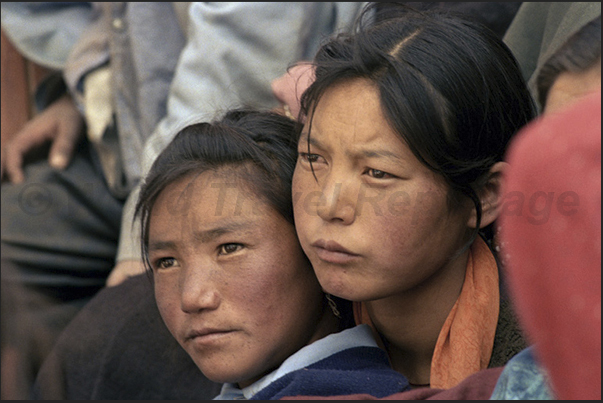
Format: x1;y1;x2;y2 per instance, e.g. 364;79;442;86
219;243;243;255
155;257;178;270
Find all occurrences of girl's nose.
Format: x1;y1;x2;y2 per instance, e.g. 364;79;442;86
180;265;221;313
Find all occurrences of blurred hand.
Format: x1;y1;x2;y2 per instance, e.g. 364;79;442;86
105;259;147;287
1;94;84;183
271;62;315;121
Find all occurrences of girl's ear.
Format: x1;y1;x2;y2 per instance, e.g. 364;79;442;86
467;161;508;229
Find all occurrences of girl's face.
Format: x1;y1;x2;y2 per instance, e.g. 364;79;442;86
292;78;472;302
149;171;326;387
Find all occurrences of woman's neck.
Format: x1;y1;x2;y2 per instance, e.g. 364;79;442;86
365;251;469;385
307;298;343;346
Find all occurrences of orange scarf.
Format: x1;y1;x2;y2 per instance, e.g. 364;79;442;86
353;237;499;389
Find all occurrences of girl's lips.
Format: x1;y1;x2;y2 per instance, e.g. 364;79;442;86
187;328;231;339
186;328;236;346
311;239;360;264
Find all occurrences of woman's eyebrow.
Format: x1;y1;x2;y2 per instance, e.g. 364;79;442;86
300;130;403;159
358;148;403;162
298;132;322;148
300;130;405;167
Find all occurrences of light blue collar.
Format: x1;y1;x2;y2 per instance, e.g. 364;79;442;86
214;324;378;400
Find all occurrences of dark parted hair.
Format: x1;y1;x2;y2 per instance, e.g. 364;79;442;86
135;109;301;272
300;3;536;247
537;15;601;110
374;2;523;39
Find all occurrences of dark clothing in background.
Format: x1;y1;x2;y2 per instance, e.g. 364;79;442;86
32;274;222;399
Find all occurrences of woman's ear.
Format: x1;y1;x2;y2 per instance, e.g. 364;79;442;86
467;161;508;229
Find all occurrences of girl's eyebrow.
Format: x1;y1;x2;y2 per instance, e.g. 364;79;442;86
192;222;251;244
148;240;177;253
149;221;256;252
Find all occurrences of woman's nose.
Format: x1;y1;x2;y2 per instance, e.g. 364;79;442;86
315;174;357;225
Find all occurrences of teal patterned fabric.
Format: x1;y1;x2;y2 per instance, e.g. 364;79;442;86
490;347;555;400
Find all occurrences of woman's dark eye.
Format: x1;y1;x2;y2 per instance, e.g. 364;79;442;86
299;152;321;163
219;243;243;255
367;168;393;179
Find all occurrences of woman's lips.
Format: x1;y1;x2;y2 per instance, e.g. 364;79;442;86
311;239;360;264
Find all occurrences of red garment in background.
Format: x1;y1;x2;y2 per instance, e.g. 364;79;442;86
500;91;602;400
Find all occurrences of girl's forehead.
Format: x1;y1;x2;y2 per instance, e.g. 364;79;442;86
176;167;258;193
151;173;281;234
154;170;264;212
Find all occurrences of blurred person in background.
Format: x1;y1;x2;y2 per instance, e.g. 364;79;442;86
490;3;600;399
1;2;367;399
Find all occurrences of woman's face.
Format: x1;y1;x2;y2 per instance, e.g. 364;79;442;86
149;170;325;387
292;78;472;302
